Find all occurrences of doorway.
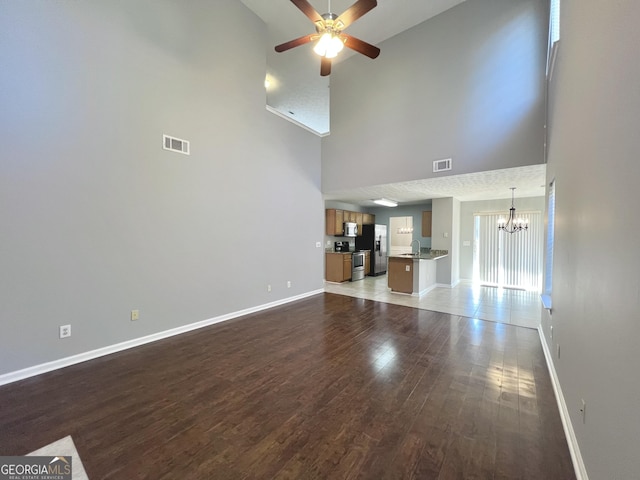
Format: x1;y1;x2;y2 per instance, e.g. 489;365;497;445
389;216;413;256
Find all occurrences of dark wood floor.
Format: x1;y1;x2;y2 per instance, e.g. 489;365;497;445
0;293;575;479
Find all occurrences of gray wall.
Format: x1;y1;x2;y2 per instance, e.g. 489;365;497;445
0;1;323;376
322;0;548;192
543;0;640;478
432;198;459;286
459;197;545;279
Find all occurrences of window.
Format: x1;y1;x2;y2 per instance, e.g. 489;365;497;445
541;180;556;309
547;0;560;76
473;211;543;292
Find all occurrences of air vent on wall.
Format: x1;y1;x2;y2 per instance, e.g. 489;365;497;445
433;158;452;173
163;134;190;155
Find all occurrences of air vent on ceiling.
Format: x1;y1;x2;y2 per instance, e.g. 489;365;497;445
433;158;452;173
163;134;190;155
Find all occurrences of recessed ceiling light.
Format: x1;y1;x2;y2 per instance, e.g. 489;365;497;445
373;198;398;207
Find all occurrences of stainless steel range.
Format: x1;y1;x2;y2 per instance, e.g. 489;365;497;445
351;251;365;281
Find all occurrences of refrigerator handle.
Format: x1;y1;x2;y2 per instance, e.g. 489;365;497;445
378;236;382;256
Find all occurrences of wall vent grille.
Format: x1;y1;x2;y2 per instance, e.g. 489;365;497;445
163;134;190;155
433;158;452;172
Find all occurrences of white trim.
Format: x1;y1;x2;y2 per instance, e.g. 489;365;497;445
265;105;329;137
0;289;324;386
412;283;438;297
538;325;589;480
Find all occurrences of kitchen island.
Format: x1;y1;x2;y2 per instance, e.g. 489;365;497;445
388;252;448;296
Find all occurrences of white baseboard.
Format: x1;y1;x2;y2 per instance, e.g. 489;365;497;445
0;289;324;387
413;283;438;297
538;325;589;480
436;282;456;289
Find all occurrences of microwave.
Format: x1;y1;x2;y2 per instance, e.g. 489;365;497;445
343;222;358;237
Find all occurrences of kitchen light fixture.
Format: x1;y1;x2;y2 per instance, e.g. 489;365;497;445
498;187;529;233
397;216;413;234
373;198;397;207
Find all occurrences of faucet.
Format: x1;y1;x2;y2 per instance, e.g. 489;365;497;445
410;239;421;256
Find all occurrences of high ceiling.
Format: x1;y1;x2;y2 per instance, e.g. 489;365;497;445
241;0;548;205
241;0;467;135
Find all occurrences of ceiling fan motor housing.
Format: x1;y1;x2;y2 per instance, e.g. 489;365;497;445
316;13;341;33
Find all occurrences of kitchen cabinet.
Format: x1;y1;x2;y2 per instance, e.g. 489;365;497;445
343;254;352;281
325;209;344;236
356;212;363;236
325;253;352;282
362;213;375;225
364;251;370;274
326;209;375;236
422;211;432;237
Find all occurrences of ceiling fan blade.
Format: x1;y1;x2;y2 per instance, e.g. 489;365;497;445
341;33;380;59
290;0;324;24
335;0;377;30
320;57;332;76
275;34;317;53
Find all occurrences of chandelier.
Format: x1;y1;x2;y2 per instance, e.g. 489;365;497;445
498;187;529;233
397;217;413;234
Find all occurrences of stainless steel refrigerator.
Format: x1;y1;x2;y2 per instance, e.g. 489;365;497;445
356;224;387;276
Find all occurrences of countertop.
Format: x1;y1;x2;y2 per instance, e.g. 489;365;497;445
388;253;448;261
326;250;371;255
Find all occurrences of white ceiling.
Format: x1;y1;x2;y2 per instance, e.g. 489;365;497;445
323;164;548;205
241;0;548;205
242;0;467;135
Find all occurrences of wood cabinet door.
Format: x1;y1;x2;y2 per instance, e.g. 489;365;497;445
325;209;336;235
365;252;370;274
422;211;432;237
362;213;375;225
355;212;363;236
335;210;344;235
343;256;352;281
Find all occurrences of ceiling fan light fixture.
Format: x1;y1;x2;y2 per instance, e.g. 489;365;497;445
313;32;343;58
373;198;397;207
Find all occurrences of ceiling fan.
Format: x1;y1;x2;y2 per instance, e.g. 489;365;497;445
274;0;380;76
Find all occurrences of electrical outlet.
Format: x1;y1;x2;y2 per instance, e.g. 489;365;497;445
59;325;71;339
580;399;586;423
405;265;411;272
267;284;271;292
287;281;291;288
315;242;321;248
131;309;139;321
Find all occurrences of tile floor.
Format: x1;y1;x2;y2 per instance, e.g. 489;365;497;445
324;275;541;329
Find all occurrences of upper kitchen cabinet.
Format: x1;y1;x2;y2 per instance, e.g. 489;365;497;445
326;209;344;236
422;211;432;237
326;209;375;236
362;213;375;225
